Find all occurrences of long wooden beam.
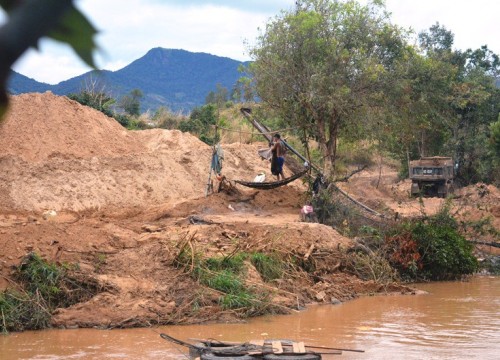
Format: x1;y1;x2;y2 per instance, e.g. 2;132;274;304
239;107;387;219
240;108;321;174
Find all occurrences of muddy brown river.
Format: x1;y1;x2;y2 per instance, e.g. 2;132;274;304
1;276;499;360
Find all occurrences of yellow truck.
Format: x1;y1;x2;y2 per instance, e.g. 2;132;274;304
409;157;454;197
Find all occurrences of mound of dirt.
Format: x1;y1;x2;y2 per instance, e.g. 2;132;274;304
0;92;146;162
0;93;303;213
454;183;500;237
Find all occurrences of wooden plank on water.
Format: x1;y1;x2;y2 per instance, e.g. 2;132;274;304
272;341;283;354
293;342;306;353
248;350;264;355
248;340;265;355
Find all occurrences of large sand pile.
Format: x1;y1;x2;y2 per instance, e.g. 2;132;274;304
0;92;146;162
0;92;297;212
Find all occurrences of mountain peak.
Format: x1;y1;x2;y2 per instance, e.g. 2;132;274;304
9;48;249;112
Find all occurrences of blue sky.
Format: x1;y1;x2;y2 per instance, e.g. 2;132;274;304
3;0;499;84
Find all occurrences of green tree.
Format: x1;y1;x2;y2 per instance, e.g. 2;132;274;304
0;0;97;118
68;76;115;117
205;83;228;107
383;30;456;174
249;0;408;176
178;104;218;144
384;23;500;184
234;64;256;103
449;46;500;183
119;89;143;117
486;115;500;184
490;115;500;158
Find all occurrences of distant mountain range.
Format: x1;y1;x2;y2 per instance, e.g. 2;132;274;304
8;48;249;113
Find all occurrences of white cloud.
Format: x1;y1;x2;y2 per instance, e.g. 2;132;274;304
384;0;499;53
83;1;275;62
13;42;91;84
11;0;278;83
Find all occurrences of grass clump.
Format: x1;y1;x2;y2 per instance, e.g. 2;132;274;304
203;270;245;294
204;253;246;274
179;252;280;315
250;253;283;282
1;253;100;333
195;255;258;311
219;292;255;309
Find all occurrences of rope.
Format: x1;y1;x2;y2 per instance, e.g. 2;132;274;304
212;124;311;136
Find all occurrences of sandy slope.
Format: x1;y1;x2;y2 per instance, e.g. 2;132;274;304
0;93;301;213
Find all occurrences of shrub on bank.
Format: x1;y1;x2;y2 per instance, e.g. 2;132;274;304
312;186;479;282
386;207;478;281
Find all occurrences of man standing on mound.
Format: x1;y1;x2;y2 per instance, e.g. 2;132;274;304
271;133;285;180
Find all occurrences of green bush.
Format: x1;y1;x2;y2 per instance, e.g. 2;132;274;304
68;90;115;118
178;104;219;145
346;251;399;284
389;208;478;281
16;253;65;308
0;289;50;332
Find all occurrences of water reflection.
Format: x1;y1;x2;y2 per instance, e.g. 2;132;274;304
1;276;499;360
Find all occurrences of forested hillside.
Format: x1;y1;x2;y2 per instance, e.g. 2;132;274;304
8;48;248;112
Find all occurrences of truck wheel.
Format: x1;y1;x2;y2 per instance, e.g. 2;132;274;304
436;183;446;198
410;183;420;197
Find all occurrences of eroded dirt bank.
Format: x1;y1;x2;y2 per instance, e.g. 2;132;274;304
0;93;497;329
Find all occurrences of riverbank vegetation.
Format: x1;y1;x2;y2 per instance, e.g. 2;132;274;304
174;245;301;317
314;188;480;282
0;253;100;333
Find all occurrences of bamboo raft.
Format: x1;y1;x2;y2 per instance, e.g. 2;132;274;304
160;334;364;359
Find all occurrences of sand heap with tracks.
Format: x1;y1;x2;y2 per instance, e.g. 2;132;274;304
0;92;293;212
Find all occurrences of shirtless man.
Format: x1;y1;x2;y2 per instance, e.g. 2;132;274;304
270;133;285;180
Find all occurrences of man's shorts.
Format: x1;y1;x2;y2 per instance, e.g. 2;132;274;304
277;156;285;173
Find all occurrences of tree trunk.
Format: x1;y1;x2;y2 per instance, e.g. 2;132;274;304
316;114;339;178
317;115;327;169
326;121;339;176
